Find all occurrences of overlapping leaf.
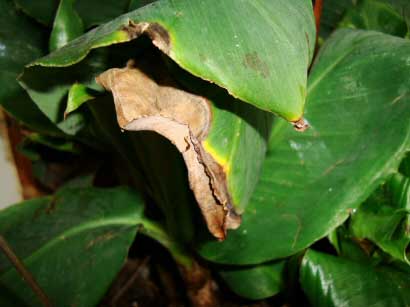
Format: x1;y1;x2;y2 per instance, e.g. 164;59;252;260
27;0;315;121
198;29;410;264
19;0;279;237
0;187;152;307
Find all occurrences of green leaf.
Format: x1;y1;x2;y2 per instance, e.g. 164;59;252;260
19;50;110;126
218;261;285;300
328;225;374;262
28;0;315;121
173;67;274;213
0;0;60;134
349;173;410;264
300;249;410;307
19;48;128;138
0;187;147;307
198;29;410;264
65;83;95;116
340;0;408;37
49;0;84;52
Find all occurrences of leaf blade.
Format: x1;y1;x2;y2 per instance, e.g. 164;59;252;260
198;29;410;264
0;187;146;306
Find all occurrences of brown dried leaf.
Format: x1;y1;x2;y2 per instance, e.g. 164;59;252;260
96;61;241;240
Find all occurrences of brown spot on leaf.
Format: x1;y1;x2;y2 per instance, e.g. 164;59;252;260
243;52;270;78
322;159;345;176
86;231;116;249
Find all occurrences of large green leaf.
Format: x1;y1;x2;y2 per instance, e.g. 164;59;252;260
26;0;315;122
0;187;163;307
349;173;410;264
0;0;59;134
198;29;410;264
300;249;410;307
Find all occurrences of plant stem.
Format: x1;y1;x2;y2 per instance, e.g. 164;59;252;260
3;113;43;199
314;0;324;35
0;235;52;307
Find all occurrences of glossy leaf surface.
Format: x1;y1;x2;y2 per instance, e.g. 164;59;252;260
0;187;147;307
29;0;315;121
300;250;410;307
199;29;410;264
49;0;84;51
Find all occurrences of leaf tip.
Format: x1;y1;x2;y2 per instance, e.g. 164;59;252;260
292;117;309;132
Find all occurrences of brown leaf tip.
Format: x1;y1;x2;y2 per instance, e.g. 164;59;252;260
292;117;309;132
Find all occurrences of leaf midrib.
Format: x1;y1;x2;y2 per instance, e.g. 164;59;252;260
0;216;140;279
